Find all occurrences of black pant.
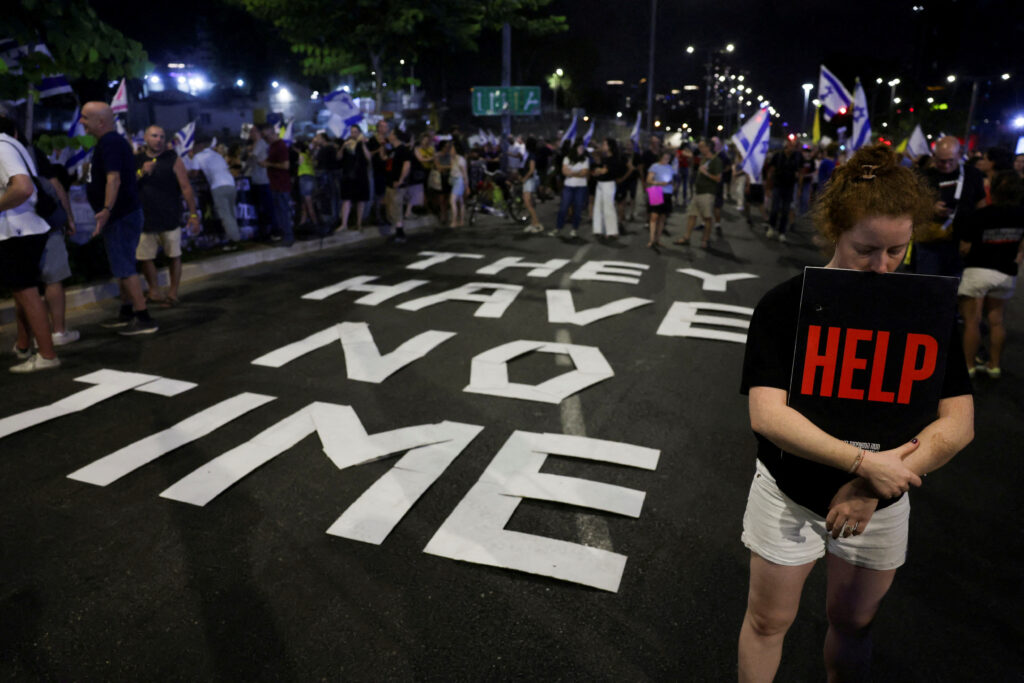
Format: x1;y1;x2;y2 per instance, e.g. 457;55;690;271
769;186;794;234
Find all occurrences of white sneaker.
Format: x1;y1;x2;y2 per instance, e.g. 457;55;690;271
778;234;787;243
765;228;777;239
12;343;32;361
52;330;81;346
570;229;578;238
10;354;60;374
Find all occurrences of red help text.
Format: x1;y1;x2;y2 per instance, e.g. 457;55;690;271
799;326;938;404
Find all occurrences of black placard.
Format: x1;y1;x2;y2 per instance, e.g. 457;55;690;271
788;267;958;454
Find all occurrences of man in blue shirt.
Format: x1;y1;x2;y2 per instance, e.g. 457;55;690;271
80;101;156;335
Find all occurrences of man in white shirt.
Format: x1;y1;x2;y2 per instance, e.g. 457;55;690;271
245;124;273;239
190;134;241;248
0;116;60;372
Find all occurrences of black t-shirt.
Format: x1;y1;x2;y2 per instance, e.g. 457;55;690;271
534;145;552;174
315;144;341;172
960;204;1024;276
365;137;390;179
768;150;800;190
640;149;659;176
925;164;985;229
740;273;972;516
87;131;140;219
136;149;182;233
798;154;815;184
593;154;626;183
386;144;414;186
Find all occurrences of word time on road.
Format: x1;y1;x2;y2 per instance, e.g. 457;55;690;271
2;251;763;593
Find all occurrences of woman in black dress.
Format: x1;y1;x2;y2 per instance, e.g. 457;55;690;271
337;125;371;231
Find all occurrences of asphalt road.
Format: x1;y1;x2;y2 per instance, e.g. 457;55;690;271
2;195;1021;681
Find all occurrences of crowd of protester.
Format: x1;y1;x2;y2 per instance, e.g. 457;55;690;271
2;99;1023;377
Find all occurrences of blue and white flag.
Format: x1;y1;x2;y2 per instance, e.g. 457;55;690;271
64;106;91;175
281;119;294;146
906;124;930;158
729;107;771;183
560;114;578;146
110;78;128;115
818;64;853;121
174;121;196;156
0;40;74;101
850;80;871;151
629;112;642;152
325;88;364;122
582;119;595;147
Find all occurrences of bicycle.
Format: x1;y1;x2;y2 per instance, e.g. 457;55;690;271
466;167;529;227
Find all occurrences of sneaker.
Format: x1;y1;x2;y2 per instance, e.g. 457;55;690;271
100;314;133;329
778;234;787;243
12;343;32;360
10;354;60;374
118;317;159;336
765;228;777;239
52;330;81;346
546;228;560;237
570;229;578;238
980;366;1001;379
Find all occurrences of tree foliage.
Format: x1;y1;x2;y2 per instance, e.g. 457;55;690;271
0;0;150;101
238;0;566;108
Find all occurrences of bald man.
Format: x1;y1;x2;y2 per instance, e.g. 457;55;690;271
917;135;986;276
80;101;156;334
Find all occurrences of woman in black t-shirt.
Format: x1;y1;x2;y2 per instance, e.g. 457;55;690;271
957;170;1024;378
738;145;975;682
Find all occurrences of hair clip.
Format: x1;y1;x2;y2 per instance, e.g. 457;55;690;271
860;164;879;180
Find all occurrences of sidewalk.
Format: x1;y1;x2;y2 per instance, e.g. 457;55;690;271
0;216;438;328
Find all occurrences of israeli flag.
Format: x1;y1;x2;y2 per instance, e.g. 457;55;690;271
906;124;930;158
110;78;128;115
64;106;92;174
630;112;642;152
850;80;871;151
729;107;771;183
325;89;364;125
0;40;74;101
582;119;595;147
818;64;853;121
174;121;196;156
560;114;579;146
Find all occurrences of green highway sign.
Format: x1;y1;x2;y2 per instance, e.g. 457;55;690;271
471;86;542;116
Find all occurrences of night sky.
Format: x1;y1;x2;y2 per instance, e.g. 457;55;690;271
92;0;1023;128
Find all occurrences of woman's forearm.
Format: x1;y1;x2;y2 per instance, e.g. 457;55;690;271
902;395;973;475
749;387;861;471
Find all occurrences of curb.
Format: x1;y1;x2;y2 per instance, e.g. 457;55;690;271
0;216;438;327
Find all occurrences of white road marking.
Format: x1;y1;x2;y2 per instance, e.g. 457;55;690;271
555;242;614;551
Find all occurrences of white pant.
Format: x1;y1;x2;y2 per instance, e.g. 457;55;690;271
592;181;619;236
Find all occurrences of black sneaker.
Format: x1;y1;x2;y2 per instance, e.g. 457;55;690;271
100;315;133;329
118;318;159;336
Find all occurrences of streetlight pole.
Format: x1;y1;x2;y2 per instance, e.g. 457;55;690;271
501;22;511;171
888;78;900;128
646;0;657;133
801;83;813;135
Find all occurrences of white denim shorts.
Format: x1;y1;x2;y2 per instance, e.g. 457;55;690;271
958;266;1016;300
741;460;909;570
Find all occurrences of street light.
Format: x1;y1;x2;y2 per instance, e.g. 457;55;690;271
725;43;735;52
556;68;563;77
686;45;695;54
946;74;956;83
802;82;814;133
1001;73;1011;81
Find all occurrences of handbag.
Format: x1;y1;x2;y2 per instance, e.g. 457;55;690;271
427;168;443;191
1;140;66;228
646;185;664;206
